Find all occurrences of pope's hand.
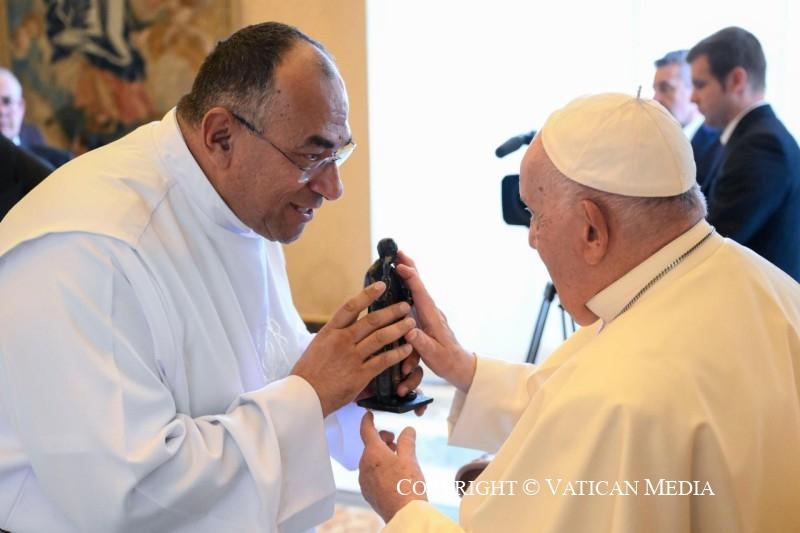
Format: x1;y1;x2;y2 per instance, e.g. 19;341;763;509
395;251;477;392
359;411;427;522
291;282;416;418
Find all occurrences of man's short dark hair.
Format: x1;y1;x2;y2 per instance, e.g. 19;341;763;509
177;22;334;126
687;26;766;91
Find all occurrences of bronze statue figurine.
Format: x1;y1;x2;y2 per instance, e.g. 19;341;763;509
357;238;433;413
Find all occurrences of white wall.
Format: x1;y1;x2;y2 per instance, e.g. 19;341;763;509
367;0;798;362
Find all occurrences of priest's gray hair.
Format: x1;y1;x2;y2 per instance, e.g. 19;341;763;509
177;22;337;127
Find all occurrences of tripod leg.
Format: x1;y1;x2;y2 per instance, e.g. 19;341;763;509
526;282;557;364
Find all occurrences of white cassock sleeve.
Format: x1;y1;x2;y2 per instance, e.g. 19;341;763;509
384;500;466;532
0;235;337;532
448;357;541;452
293;313;364;472
374;357;535;532
325;402;365;469
380;357;540;533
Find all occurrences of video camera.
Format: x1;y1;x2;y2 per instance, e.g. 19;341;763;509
497;130;536;226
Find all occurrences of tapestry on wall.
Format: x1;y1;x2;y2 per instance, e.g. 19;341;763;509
2;0;232;153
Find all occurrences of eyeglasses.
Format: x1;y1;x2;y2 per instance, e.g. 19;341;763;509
230;111;356;183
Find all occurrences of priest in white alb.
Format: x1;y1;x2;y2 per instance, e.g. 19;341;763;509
0;23;423;533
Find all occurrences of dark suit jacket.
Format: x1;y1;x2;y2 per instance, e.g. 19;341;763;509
691;123;722;195
1;134;52;221
706;105;800;281
18;122;73;169
19;122;45;147
23;142;73;168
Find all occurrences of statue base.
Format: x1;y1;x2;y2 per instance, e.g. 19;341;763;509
357;391;434;413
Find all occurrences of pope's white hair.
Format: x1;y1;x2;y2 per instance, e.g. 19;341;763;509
546;162;707;241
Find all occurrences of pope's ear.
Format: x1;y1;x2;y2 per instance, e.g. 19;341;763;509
579;199;609;265
200;107;235;168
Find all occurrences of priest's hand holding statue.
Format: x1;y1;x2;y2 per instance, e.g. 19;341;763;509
289;239;431;419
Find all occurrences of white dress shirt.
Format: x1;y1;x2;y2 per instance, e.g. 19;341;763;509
682;114;705;140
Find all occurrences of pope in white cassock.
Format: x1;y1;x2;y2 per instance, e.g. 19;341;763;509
358;93;800;532
0;23;424;532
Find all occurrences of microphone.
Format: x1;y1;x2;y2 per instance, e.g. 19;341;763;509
495;130;536;158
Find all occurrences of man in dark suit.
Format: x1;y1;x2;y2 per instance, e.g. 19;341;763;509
0;67;72;169
0;133;52;220
653;49;722;190
688;27;800;281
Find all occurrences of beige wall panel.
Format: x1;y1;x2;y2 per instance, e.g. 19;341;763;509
0;1;9;67
236;0;371;324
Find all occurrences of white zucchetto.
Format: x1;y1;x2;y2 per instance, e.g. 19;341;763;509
540;93;696;197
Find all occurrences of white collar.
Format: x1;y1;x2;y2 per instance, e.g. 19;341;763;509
720;101;767;145
586;219;716;325
12;135;21;146
683;114;705;140
153;108;258;238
